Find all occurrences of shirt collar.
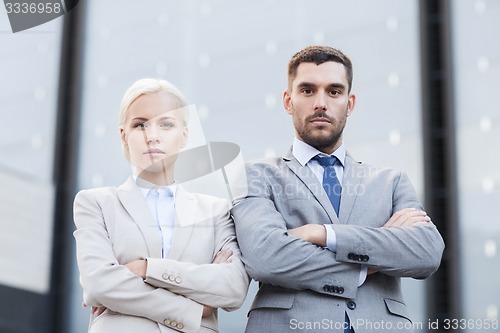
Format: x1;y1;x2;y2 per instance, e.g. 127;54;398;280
292;137;346;167
132;174;178;199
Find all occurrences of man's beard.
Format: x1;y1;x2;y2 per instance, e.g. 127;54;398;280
297;124;343;151
294;110;346;151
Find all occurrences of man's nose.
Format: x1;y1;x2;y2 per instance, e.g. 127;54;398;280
313;93;327;111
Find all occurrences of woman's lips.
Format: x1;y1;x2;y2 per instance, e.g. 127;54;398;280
144;149;165;155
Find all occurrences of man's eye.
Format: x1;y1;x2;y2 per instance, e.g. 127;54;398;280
330;90;341;96
302;89;313;95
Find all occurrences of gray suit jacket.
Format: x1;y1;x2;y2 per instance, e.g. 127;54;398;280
74;177;249;333
231;149;444;333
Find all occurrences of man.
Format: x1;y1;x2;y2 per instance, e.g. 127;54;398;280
231;46;445;333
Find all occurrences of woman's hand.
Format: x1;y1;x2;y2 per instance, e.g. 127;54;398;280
212;248;233;264
202;305;215;317
83;303;107;316
124;259;148;279
91;306;107;316
201;249;234;317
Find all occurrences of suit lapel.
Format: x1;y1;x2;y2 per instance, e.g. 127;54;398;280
168;186;197;260
283;149;339;224
117;177;163;258
339;153;363;224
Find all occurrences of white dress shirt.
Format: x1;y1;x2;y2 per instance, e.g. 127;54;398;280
134;175;177;258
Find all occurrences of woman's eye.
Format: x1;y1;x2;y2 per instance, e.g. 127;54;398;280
133;123;146;129
160;122;174;128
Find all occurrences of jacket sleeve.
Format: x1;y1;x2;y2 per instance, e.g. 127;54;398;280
231;162;361;300
144;199;250;310
332;171;445;279
73;190;203;333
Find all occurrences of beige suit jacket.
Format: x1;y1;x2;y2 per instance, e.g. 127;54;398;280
73;177;249;333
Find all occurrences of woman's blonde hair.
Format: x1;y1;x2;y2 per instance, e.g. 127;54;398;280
118;78;189;128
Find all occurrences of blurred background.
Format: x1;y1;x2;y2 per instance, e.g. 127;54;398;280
0;0;499;332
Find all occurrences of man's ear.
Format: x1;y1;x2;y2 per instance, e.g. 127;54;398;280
347;93;356;117
283;89;293;115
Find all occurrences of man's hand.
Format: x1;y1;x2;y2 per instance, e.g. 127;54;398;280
288;224;326;247
367;208;431;276
124;259;147;279
384;208;431;228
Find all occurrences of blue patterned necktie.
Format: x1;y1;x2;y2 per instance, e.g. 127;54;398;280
314;155;352;332
314;155;353;332
314;155;342;217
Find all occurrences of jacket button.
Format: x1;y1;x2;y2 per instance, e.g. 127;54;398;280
163;319;171;325
338;287;344;294
363;255;369;262
175;276;182;284
162;273;169;280
348;253;354;260
347;301;356;310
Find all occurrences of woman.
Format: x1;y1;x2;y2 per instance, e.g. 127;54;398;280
73;78;249;333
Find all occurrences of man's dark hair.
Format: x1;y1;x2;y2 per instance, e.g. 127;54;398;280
287;45;353;92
